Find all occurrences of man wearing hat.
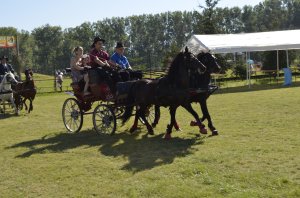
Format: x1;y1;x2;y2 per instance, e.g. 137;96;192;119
89;36;121;92
0;55;15;81
110;42;131;81
89;37;111;67
110;42;142;81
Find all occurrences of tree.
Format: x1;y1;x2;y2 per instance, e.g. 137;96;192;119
32;25;63;74
198;0;220;34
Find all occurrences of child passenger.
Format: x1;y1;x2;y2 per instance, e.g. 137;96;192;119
70;47;91;95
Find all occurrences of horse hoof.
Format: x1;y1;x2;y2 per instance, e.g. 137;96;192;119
148;129;154;135
200;127;208;134
190;120;198;126
164;133;171;140
175;127;182;132
212;130;219;136
129;127;136;134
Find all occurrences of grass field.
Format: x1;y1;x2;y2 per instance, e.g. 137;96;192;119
0;85;299;197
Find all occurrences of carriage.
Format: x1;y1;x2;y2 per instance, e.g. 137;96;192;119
62;68;155;134
0;69;36;115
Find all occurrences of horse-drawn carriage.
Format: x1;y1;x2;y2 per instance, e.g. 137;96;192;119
0;69;36;115
62;68;154;134
62;48;221;138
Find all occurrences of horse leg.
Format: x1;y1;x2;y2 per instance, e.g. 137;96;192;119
129;106;139;133
164;106;177;140
151;105;160;128
190;93;208;126
182;103;207;134
174;120;182;131
10;95;18;115
23;98;28;111
200;98;218;136
139;106;154;135
29;98;33;113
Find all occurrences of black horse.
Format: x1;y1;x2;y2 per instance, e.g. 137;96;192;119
121;47;207;135
152;52;221;138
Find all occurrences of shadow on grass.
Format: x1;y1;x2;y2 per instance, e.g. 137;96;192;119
7;128;205;172
0;111;18;119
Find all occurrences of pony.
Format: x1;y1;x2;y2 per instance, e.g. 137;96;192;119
14;68;37;113
152;51;221;138
0;72;19;114
121;47;207;136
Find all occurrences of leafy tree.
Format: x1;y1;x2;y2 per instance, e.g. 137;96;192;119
241;5;258;32
32;24;63;74
199;0;220;34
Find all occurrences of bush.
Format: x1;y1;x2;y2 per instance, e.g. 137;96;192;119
234;64;247;79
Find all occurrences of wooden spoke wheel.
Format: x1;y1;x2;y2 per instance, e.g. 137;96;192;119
93;104;116;135
62;98;83;133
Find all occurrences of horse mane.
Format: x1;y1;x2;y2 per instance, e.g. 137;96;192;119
166;52;185;81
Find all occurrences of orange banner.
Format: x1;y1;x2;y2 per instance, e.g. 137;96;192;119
0;36;17;48
0;36;6;48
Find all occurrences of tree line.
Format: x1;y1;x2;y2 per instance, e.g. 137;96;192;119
1;0;300;76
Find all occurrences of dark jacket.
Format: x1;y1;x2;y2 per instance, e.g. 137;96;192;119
0;63;14;75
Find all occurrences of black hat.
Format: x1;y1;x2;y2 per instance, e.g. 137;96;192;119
0;55;8;61
115;42;126;48
91;36;105;48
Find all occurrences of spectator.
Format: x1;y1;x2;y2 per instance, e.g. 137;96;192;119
0;55;15;81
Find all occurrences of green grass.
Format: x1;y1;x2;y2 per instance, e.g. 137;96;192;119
0;85;299;197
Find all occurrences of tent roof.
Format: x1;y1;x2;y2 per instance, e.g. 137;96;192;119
185;29;300;54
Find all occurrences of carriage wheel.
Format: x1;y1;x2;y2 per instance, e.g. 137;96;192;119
114;106;125;119
138;105;155;125
62;98;83;133
93;104;116;135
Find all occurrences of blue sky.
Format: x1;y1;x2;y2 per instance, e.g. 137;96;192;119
1;0;263;32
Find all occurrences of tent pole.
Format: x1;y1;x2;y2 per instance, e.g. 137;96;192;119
277;50;279;78
246;52;248;87
286;50;289;68
249;52;251;88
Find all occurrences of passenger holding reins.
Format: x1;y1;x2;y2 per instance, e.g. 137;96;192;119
89;37;121;92
110;42;130;81
110;42;143;81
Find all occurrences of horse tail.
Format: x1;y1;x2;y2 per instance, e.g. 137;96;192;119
121;81;138;124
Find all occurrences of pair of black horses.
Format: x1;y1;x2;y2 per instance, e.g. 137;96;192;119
119;47;221;139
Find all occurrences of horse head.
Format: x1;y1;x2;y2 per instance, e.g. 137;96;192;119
0;72;18;92
183;47;206;74
197;52;221;74
3;72;18;85
25;68;33;81
166;47;206;88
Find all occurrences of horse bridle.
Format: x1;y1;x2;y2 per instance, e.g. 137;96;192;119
186;53;206;76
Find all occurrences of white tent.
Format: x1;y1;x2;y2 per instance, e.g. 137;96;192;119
185;29;300;87
185;29;300;54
